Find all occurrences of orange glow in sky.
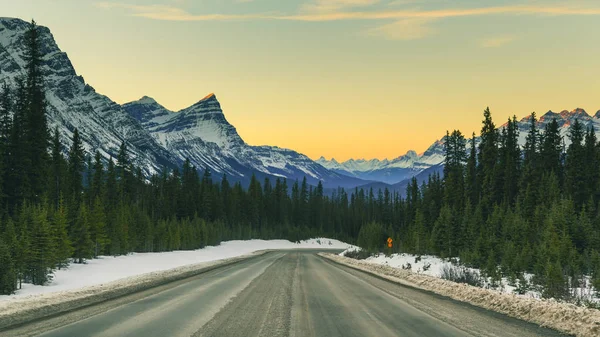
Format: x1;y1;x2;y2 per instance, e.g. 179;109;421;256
3;0;600;161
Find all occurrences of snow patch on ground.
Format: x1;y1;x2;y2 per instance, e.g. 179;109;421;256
324;253;600;337
2;238;351;301
341;249;598;303
363;252;447;277
0;239;351;329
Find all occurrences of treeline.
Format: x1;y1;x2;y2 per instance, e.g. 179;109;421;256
358;109;600;301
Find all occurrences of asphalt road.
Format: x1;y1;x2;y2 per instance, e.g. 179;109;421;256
4;251;565;337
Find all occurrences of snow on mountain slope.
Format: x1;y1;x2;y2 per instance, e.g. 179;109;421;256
122;93;368;188
317;142;444;184
0;18;179;175
0;18;368;188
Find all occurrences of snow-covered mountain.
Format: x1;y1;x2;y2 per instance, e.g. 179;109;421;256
320;109;600;185
0;17;178;175
122;93;367;187
0;17;368;188
317;141;444;184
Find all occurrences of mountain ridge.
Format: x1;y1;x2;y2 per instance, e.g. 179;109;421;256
0;17;368;188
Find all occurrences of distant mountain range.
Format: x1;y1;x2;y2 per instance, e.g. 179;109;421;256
1;17;599;192
316;141;444;185
319;108;600;189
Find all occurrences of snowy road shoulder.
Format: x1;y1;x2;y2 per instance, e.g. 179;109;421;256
320;252;600;337
0;252;263;330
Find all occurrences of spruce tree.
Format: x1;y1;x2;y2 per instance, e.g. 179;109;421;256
72;203;93;263
465;133;478;206
67;129;85;206
477;107;499;213
0;239;16;295
6;78;31;211
565;120;586;207
28;204;54;285
90;151;104;203
51;199;73;269
90;197;109;257
23;20;50;202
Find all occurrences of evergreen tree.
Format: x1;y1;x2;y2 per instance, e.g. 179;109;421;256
72;203;93;263
465;133;478;206
23;20;50;203
67;129;85;207
478;107;499;215
28;204;54;285
565;119;586;207
51;199;72;269
89;197;108;257
49;127;66;209
0;239;16;295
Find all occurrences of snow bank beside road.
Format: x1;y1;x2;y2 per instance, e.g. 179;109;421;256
322;253;600;337
1;238;350;301
0;239;351;330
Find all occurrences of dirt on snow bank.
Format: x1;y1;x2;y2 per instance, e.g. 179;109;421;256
0;251;266;331
320;253;600;337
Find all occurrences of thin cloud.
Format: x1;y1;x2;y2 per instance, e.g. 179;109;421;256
96;2;600;21
480;36;516;48
365;17;435;40
282;5;600;21
95;2;600;41
302;0;381;13
95;3;276;21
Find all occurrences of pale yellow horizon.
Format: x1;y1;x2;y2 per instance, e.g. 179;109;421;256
2;0;599;162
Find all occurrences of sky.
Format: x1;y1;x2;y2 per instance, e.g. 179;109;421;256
2;0;600;161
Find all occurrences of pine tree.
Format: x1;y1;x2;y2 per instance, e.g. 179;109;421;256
67;129;85;206
565;119;586;207
51;199;73;269
6;78;31;211
519;113;540;219
89;151;104;203
23;20;50;203
540;118;563;183
478;107;499;213
72;203;93;263
465;133;478;206
28;204;54;285
0;239;16;295
543;259;567;300
500;116;521;206
89;197;109;257
431;205;454;257
0;82;12;207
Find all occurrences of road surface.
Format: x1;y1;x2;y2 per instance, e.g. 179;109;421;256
3;251;565;337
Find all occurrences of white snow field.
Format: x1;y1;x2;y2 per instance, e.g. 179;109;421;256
345;248;598;303
330;251;600;337
0;238;351;301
